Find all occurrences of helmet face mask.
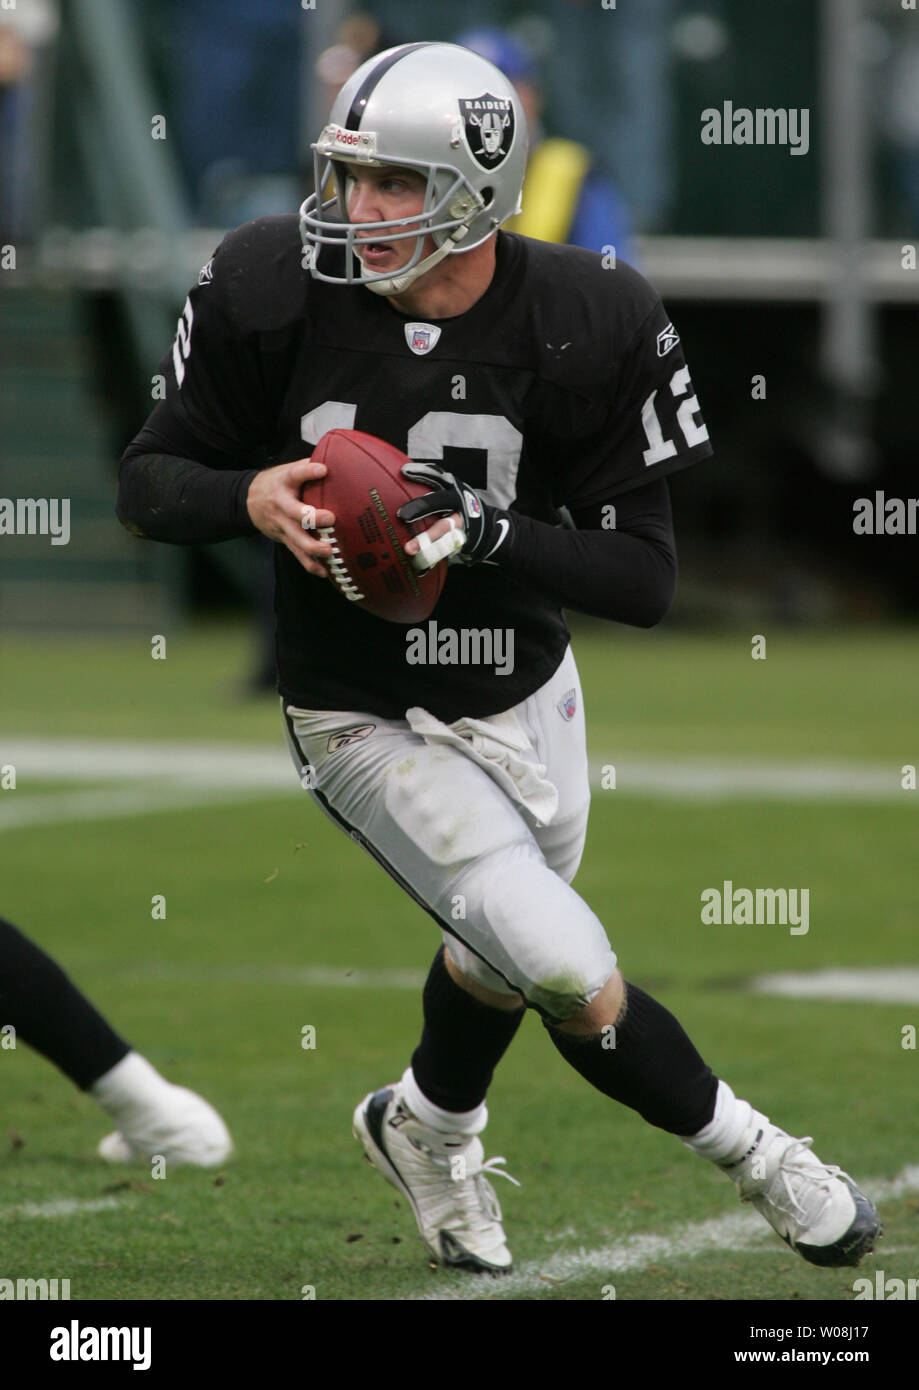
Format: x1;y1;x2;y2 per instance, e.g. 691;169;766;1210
299;42;527;295
302;147;485;290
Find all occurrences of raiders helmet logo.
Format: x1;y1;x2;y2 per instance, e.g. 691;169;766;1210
459;93;515;169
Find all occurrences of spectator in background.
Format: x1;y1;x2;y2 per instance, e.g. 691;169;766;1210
0;0;57;243
457;25;637;262
538;0;674;232
884;33;919;225
165;0;301;224
314;13;399;124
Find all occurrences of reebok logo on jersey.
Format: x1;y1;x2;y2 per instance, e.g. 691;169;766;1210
656;324;680;357
404;322;441;355
197;257;214;285
327;724;376;752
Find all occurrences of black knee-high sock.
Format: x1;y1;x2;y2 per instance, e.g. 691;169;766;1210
411;946;525;1113
0;917;131;1090
546;981;718;1136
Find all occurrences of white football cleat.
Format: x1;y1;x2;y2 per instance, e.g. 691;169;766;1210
353;1083;518;1273
722;1119;881;1266
97;1085;233;1169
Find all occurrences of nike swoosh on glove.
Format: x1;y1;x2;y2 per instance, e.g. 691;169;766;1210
398;462;514;567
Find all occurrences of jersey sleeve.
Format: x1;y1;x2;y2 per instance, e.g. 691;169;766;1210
549;295;714;511
142;233;273;464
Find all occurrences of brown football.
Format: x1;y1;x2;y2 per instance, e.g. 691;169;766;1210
303;429;448;623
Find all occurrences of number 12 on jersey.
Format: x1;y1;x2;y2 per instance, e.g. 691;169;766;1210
641;366;709;467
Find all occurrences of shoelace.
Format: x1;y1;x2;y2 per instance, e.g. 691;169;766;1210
745;1137;843;1226
418;1147;521;1188
453;1157;521;1232
478;1156;521;1189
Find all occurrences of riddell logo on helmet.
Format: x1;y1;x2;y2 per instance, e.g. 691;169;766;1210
319;125;377;157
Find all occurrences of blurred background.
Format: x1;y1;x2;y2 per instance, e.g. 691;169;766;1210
0;0;917;655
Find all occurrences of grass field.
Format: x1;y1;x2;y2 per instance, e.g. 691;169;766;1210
2;621;917;1302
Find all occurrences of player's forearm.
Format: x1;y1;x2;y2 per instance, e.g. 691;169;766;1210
116;451;259;544
498;513;676;628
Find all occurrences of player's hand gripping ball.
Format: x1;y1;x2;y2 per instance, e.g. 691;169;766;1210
302;430;457;623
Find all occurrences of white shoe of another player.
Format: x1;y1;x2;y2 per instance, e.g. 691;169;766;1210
97;1086;233;1168
722;1119;881;1267
353;1083;519;1273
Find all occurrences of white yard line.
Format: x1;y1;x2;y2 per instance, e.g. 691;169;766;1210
0;783;282;832
588;758;914;802
103;962;428;990
0;737;293;788
58;961;919;1001
412;1165;919;1300
752;968;919;1005
4;1196;124;1221
0;737;913;838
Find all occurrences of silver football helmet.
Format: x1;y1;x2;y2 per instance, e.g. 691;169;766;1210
300;41;527;296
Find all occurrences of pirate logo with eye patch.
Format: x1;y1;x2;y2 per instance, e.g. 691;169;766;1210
459;93;515;170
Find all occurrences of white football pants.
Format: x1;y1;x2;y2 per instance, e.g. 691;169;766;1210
283;647;617;1021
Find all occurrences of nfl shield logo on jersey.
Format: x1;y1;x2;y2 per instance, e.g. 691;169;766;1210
405;322;442;356
557;688;577;721
459;94;515;169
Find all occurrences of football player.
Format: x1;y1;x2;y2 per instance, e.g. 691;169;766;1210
0;914;231;1166
117;42;880;1273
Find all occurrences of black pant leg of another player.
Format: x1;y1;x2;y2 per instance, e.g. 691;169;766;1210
410;946;525;1113
0;917;131;1090
545;982;718;1135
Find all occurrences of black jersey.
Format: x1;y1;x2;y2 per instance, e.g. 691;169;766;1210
126;217;712;720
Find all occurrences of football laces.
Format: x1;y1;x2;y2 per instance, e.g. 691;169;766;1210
318;526;365;601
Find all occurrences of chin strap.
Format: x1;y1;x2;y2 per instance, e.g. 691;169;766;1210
364;232;461;297
363;193;480;297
